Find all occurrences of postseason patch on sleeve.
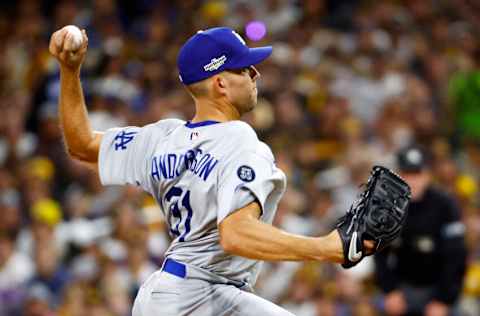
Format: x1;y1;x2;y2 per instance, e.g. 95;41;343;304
237;165;255;182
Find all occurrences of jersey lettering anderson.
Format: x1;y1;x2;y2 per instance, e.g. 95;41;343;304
150;148;219;182
98;119;286;288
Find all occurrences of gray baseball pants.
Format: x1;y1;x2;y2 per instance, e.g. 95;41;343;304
132;259;295;316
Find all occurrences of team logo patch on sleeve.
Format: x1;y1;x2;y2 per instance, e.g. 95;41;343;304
114;130;137;150
237;165;255;182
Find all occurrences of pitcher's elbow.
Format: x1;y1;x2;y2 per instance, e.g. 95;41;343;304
66;146;95;163
66;146;80;159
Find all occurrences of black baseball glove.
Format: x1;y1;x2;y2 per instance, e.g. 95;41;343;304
336;165;411;268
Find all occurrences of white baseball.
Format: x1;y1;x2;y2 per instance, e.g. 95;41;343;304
63;25;84;51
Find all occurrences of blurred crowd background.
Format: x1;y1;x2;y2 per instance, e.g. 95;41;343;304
0;0;479;315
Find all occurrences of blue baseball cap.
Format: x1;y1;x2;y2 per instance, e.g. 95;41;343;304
177;27;272;85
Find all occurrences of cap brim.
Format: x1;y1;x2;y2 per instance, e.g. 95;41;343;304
229;46;272;69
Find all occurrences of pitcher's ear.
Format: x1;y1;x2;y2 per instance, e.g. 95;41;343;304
212;74;228;96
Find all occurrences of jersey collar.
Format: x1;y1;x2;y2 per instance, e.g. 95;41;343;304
185;120;220;128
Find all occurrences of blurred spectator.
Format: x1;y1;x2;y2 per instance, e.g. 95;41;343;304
0;230;34;316
375;145;467;316
0;189;22;236
22;283;56;316
17;198;65;259
29;239;71;307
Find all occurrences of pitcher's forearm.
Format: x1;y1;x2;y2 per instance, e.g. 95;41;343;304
220;215;344;263
59;67;100;162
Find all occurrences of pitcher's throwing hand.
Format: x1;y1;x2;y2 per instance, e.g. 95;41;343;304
49;25;88;70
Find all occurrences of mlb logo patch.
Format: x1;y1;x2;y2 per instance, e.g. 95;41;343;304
237;165;255;182
190;132;200;141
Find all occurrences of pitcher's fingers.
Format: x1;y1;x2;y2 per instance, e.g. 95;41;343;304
48;34;58;55
78;30;88;53
55;29;68;53
59;50;68;63
64;31;83;52
81;29;89;46
63;32;75;51
49;30;63;55
363;240;376;255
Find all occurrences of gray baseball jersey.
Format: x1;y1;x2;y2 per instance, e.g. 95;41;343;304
98;119;287;288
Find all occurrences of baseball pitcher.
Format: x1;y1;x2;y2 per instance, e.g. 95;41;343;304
49;26;411;316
